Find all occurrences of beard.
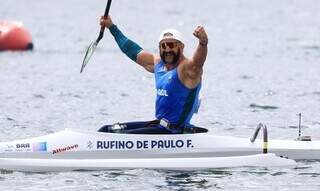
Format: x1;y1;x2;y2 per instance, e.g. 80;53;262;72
160;49;180;65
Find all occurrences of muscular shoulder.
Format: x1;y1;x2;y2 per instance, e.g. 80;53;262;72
179;58;203;78
136;51;161;73
177;58;203;88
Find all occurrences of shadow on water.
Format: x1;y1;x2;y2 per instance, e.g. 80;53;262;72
288;125;309;129
5;117;15;122
312;91;320;98
90;169;143;183
154;169;255;190
235;167;290;176
249;103;279;110
155;170;217;190
297;172;320;177
154;167;294;190
0;169;14;175
239;75;253;80
302;45;320;50
90;169;233;190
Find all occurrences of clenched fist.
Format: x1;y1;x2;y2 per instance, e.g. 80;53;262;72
193;26;208;46
100;15;114;29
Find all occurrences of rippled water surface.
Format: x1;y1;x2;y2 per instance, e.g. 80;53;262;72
1;0;320;190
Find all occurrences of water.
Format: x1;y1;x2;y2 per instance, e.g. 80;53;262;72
1;0;320;190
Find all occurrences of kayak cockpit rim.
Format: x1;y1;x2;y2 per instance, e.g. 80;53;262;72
63;127;209;136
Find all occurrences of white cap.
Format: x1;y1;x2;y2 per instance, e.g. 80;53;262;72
159;28;184;44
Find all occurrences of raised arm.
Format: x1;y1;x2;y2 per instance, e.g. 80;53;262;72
179;26;208;88
100;16;156;73
191;26;208;71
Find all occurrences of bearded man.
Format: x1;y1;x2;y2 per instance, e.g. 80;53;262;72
98;15;208;134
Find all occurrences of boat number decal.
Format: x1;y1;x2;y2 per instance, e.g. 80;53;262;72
52;144;78;154
96;139;194;150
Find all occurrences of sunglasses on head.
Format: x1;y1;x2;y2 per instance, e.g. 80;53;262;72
160;42;177;49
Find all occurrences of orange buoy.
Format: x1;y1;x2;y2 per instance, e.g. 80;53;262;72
0;21;33;51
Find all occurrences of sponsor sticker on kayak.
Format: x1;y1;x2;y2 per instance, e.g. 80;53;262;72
4;142;47;152
94;139;194;150
14;143;31;152
33;142;47;152
52;144;78;154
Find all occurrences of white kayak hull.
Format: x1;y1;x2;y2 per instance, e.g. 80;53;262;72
1;128;319;172
0;154;295;172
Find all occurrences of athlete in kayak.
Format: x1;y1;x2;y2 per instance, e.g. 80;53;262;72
98;15;208;134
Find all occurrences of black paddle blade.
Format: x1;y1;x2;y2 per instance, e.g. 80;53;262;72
80;41;97;73
80;0;112;73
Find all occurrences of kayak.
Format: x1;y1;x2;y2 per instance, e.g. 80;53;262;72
0;153;294;172
0;21;33;51
2;126;318;172
0;128;297;172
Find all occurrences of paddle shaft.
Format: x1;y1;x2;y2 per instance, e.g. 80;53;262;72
97;0;112;43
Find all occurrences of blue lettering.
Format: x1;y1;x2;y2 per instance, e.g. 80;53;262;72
137;141;143;149
16;143;30;149
150;140;186;149
97;141;103;149
187;139;193;148
151;140;157;148
126;141;134;149
110;141;115;149
97;141;134;149
137;141;149;149
159;140;164;148
164;140;171;148
118;141;125;149
176;140;184;148
143;141;148;149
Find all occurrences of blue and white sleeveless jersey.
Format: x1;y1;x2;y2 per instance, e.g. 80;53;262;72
154;60;201;127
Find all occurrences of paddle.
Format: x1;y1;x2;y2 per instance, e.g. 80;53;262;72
80;0;112;73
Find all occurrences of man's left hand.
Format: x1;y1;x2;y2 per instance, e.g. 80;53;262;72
193;26;208;46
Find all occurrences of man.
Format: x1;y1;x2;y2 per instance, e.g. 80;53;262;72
98;15;208;134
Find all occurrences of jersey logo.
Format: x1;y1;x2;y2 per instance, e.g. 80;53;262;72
157;89;168;97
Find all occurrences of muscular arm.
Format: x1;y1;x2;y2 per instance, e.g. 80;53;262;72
179;26;208;88
189;42;207;78
136;51;159;73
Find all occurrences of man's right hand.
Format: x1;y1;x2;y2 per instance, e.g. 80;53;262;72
100;15;113;29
